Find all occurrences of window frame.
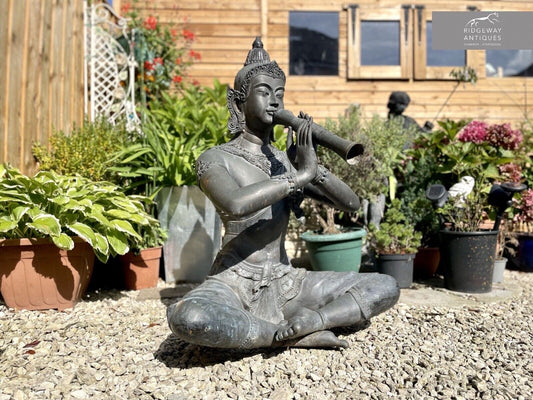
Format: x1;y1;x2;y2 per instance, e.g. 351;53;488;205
347;7;412;79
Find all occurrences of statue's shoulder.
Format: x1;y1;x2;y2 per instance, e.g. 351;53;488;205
196;143;234;181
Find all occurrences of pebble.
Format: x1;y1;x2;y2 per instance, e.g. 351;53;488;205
0;270;532;399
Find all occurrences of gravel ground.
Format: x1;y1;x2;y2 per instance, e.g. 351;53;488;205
1;270;532;400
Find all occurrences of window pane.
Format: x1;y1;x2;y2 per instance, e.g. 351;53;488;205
361;21;400;66
486;50;533;77
427;22;465;66
289;12;339;76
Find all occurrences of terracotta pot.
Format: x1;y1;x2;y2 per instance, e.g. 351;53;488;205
0;237;94;310
119;247;162;290
413;247;440;279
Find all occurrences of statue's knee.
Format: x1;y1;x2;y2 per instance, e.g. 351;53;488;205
378;273;401;306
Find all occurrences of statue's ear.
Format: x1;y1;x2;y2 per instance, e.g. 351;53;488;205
227;88;245;135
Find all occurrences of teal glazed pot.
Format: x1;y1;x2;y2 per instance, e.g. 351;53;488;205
439;230;498;293
301;228;366;272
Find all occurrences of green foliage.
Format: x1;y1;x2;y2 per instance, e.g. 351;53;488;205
449;66;478;85
368;199;422;254
0;164;164;262
112;81;229;195
437;184;487;232
324;106;417;202
32;118;128;183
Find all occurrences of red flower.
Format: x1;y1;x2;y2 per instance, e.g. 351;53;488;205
153;57;163;66
120;3;131;14
172;75;183;83
144;60;154;71
192;79;200;86
175;57;182;65
189;50;201;60
182;29;195;41
143;16;157;30
170;29;178;39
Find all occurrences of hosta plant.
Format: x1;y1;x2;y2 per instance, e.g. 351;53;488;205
0;164;161;262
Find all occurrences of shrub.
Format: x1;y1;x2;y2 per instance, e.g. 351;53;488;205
32;118;128;184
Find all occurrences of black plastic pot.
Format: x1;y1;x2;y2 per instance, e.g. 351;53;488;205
439;230;498;293
377;253;415;289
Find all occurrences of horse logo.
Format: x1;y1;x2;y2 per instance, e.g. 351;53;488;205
465;12;499;27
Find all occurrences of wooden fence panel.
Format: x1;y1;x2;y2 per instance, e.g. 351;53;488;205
0;0;85;175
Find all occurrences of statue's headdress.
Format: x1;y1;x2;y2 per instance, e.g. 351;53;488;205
227;37;286;135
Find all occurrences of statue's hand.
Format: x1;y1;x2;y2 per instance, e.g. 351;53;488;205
294;114;318;187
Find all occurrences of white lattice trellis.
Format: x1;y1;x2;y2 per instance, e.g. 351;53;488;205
84;1;139;130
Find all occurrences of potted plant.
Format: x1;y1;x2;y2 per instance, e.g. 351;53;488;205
298;107;417;272
112;81;229;283
436;182;500;293
0;164;157;310
118;199;167;290
511;188;533;271
368;199;422;288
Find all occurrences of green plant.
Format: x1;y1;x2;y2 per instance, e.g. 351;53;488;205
437;183;488;232
368;199;422;254
0;164;162;262
301;106;416;235
112;81;229;196
119;1;199;105
32;118;129;183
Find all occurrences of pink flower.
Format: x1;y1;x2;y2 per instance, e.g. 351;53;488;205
143;16;157;30
486;123;523;150
514;189;533;224
457;120;488;144
498;163;522;183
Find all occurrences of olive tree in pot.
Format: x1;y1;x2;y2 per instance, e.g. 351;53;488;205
368;199;422;288
0;164;155;310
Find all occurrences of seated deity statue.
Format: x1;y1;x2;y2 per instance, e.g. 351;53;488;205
167;37;400;349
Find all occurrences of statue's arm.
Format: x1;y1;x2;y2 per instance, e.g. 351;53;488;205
198;162;296;218
303;166;360;213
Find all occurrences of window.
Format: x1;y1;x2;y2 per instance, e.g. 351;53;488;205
289;12;339;76
360;21;400;66
426;22;465;67
347;7;411;79
486;50;533;77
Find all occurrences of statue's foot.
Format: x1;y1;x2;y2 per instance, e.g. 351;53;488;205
291;330;349;349
274;308;323;342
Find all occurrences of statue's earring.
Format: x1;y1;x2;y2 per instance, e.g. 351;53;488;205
227;88;245;135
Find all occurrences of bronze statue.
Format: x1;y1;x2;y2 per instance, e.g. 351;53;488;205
387;91;433;134
167;38;399;349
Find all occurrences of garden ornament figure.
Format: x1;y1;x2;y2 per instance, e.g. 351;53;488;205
387;91;433;134
167;37;400;349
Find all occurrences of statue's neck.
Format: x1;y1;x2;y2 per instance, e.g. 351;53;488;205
241;128;270;150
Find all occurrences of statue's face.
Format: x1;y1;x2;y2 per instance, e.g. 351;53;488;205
241;74;285;133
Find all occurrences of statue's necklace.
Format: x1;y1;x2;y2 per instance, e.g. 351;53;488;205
220;136;285;176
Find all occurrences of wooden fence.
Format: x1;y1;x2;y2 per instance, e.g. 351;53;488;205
0;0;85;176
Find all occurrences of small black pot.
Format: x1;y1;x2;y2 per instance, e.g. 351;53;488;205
439;230;498;293
377;253;415;289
